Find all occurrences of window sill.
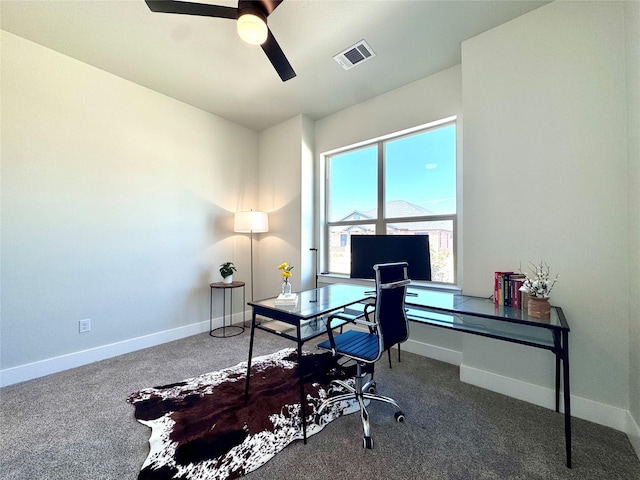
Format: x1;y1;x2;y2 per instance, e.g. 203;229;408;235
317;273;461;294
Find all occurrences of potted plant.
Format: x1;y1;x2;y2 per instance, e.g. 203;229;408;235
219;262;237;284
519;261;559;320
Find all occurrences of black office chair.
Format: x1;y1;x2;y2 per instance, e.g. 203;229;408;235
316;262;411;448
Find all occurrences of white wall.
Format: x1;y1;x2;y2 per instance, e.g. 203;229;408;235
301;115;316;291
255;114;314;300
0;31;258;383
314;65;462;156
461;1;631;431
625;0;640;455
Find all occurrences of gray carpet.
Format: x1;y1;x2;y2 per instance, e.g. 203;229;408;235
1;328;639;480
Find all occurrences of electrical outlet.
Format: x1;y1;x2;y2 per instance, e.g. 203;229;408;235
79;318;91;333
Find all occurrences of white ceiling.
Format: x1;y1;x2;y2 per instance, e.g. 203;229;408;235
1;0;547;132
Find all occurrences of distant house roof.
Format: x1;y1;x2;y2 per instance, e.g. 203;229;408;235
365;200;436;218
336;200;450;232
340;211;375;222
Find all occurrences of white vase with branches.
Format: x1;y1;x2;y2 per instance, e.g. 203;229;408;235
519;261;559;320
519;261;559;299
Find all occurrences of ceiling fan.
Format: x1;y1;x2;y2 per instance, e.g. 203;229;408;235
145;0;296;81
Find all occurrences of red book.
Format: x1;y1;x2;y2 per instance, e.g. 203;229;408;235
510;275;526;309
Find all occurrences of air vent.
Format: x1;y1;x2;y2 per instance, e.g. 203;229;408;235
333;40;376;71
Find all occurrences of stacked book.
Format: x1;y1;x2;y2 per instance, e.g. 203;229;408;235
494;272;527;308
274;294;298;306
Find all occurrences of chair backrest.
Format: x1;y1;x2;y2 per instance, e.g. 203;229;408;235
373;262;411;354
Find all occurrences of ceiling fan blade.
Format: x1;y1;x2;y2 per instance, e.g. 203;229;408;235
145;0;237;19
261;28;296;82
260;0;284;15
238;0;283;16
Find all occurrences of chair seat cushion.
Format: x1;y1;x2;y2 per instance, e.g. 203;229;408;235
318;329;379;362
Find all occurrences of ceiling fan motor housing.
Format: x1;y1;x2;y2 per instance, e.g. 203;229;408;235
238;1;268;19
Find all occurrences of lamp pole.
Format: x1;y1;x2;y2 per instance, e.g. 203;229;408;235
234;210;269;302
249;229;256;301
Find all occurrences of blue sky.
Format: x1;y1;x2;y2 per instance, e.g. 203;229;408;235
328;124;456;221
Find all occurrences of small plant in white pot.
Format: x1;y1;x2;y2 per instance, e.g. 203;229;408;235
219;262;236;284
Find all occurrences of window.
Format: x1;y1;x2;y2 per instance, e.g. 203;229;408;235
324;118;457;284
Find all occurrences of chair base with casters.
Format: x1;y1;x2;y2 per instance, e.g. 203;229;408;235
315;338;405;449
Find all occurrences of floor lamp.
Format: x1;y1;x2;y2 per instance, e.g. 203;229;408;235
234;210;269;302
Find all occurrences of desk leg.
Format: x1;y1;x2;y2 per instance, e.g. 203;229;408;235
209;286;213;333
562;330;572;468
244;310;257;405
555;356;560;412
229;289;233;332
553;330;561;413
222;289;227;336
297;323;307;444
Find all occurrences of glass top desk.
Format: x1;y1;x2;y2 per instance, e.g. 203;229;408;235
244;284;371;443
244;285;571;467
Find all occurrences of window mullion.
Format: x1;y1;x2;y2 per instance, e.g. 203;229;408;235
376;141;385;234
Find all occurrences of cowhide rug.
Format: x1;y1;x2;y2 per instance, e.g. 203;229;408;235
127;348;359;480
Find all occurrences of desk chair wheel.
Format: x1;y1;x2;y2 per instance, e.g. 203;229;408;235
363;436;373;449
366;381;377;394
395;411;405;422
313;413;325;426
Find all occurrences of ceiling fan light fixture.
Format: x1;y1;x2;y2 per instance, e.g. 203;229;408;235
237;12;268;45
145;0;295;81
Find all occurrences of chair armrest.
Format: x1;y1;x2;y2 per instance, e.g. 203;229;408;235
353;317;376;328
324;314;343;354
364;303;374;321
324;307;375;354
362;303;377;333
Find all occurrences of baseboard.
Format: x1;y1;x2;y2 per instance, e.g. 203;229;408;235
402;338;463;366
0;310;248;387
460;363;633;437
627;410;640;460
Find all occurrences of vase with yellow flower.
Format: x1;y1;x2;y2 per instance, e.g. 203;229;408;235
277;262;294;296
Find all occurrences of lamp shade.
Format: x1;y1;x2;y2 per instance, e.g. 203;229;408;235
234;211;269;233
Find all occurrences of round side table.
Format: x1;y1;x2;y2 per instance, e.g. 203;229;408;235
209;281;246;338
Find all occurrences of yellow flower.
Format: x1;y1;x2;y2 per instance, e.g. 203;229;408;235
277;262;294;278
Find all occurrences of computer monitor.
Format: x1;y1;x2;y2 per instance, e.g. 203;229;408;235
350;235;431;281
